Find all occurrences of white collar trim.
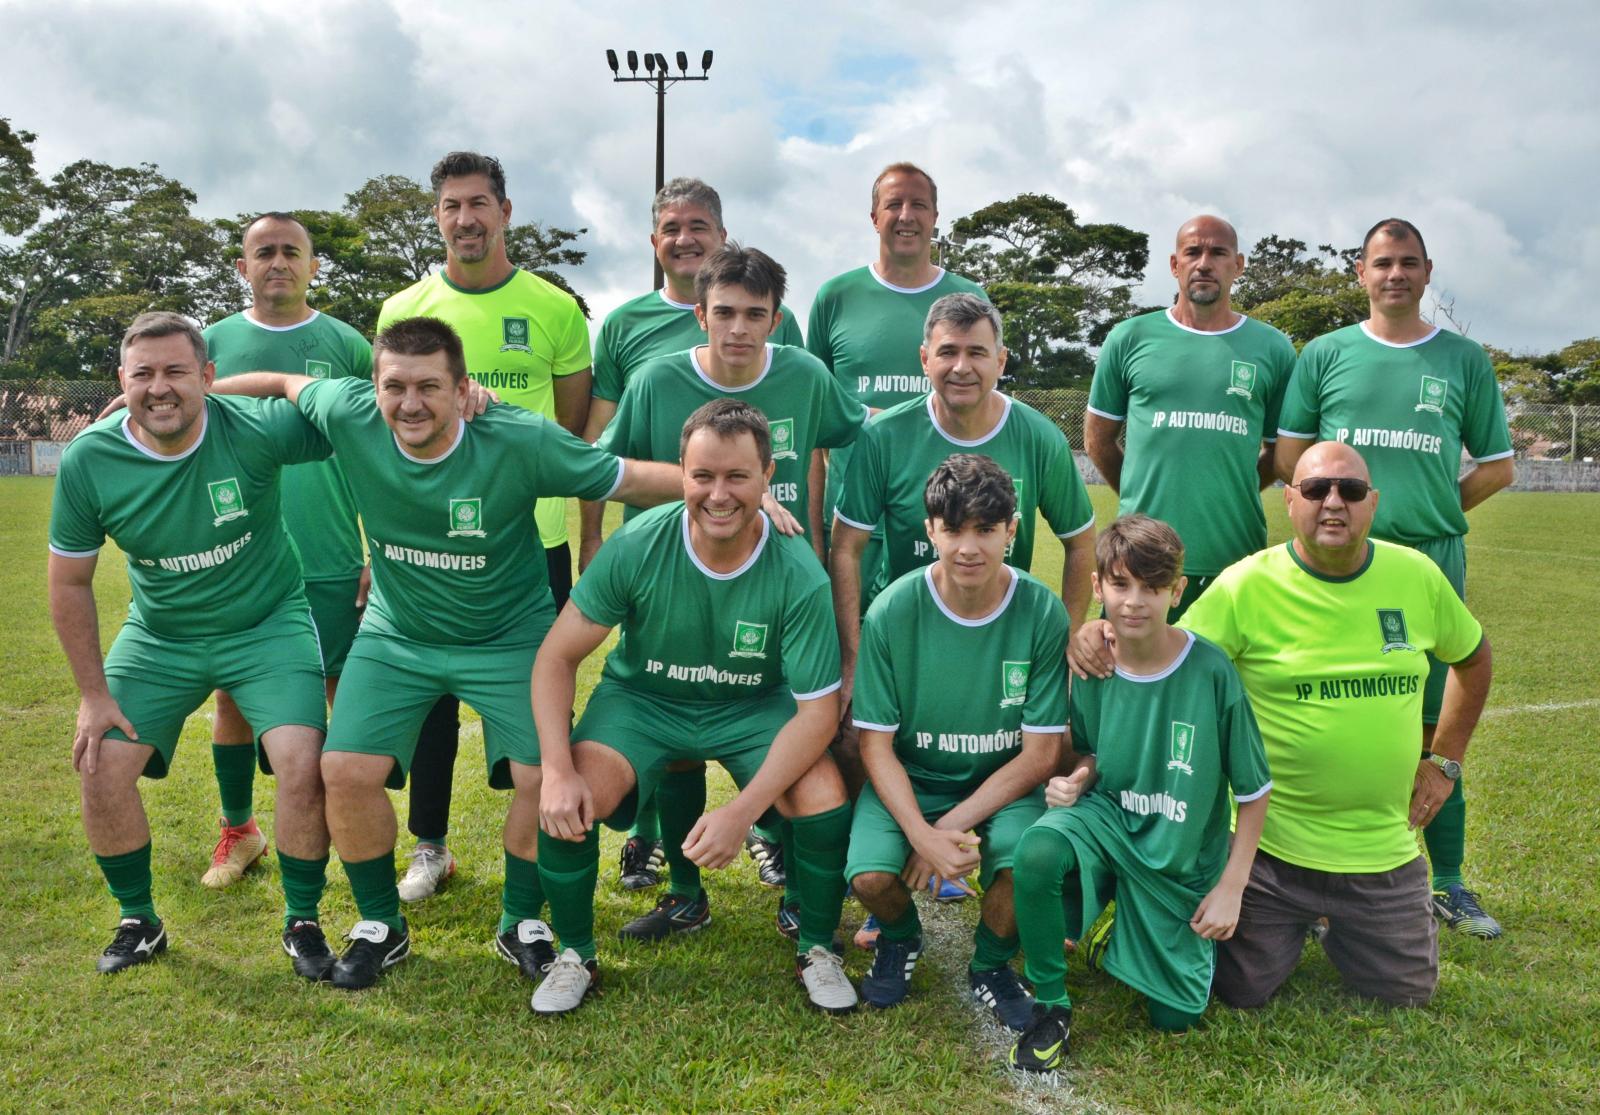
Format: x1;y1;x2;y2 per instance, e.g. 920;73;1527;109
1113;629;1196;683
868;263;946;294
393;418;465;464
1164;307;1246;336
242;308;320;332
926;392;1011;447
923;564;1019;627
121;405;208;462
689;345;773;392
680;507;771;580
657;288;697;311
1359;321;1441;349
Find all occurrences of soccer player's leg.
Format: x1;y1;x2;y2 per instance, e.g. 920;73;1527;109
1321;854;1439;1007
846;785;922;1011
401;696;460;901
967;791;1045;1031
203;691;265;889
1009;820;1084;1070
771;749;855;1014
644;760;713;922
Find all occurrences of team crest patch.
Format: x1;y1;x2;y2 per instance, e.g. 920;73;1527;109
447;497;486;538
1415;376;1448;414
208;478;249;526
1167;721;1196;774
1378;608;1415;653
501;316;532;353
768;418;797;460
999;660;1030;707
731;620;769;659
1227;360;1257;399
305;359;332;379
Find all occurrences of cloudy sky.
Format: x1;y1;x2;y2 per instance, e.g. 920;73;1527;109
3;0;1596;352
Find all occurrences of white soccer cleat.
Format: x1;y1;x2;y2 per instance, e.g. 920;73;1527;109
397;844;455;902
797;944;858;1014
531;948;599;1015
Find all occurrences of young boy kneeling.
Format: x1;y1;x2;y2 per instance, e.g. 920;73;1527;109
1009;514;1271;1072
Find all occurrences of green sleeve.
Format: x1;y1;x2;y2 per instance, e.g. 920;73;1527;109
47;448;105;555
1277;344;1324;438
1461;345;1513;461
814;367;869;450
344;331;373;378
1021;590;1070;730
595;375;643;458
781;577;843;699
804;294;834;370
534;420;625;501
775;303;805;348
1038;423;1095;538
1178;573;1244;658
293;376;356;437
591;314;625;403
1067;677;1097;757
260;397;334;466
849;607;899;727
1261;331;1298;439
1086;327;1130;419
567;530;631;628
834;422;886;530
1218;664;1271;800
1430;563;1485;665
551;300;592;377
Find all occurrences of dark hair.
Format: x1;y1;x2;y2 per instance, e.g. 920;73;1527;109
240;211;313;251
923;453;1017;528
653;177;724;229
372;316;468;383
1361;217;1428;261
1095;514;1184;588
924;291;1003;347
120;310;207;367
679;397;772;468
693;242;786;311
871;161;938;211
430;151;507;203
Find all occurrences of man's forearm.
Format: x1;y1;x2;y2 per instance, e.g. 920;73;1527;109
612;460;682;508
207;371;296;399
828;539;864;676
1084;418;1124;493
580;397;617;445
1061;532;1095;628
553;370;592;436
938;734;1060;832
729;699;839;820
860;731;938;838
48;578;109;697
1256;443;1278;491
1219;793;1268;890
530;654;582;776
1274;436;1312;485
1432;639;1493;763
1459;457;1514;513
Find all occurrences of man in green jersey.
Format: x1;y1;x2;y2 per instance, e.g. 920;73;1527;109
377;152;594;904
211;317;679;992
48;312;336;979
1009;515;1270;1073
533;400;857;1016
198;212;373;891
1181;441;1492;1008
1275;218;1514;939
1078;216;1295;650
599;244;867;925
848;454;1067;1030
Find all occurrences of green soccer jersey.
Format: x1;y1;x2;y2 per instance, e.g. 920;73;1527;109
1068;631;1271;888
571;502;841;703
592;289;805;403
295;377;623;646
852;565;1069;793
49;397;330;638
204;310;371;581
1180;540;1483;873
1089;309;1296;575
597;344;866;526
1277;324;1513;544
378;268;592;549
837;394;1095;582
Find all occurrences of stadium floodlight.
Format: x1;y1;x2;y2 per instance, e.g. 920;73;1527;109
603;46;716;290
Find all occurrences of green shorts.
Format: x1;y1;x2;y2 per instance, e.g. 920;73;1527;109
845;782;1046;890
1407;534;1467;724
573;681;797;831
326;629;543;790
304;575;363;678
102;598;326;779
1025;794;1216;1015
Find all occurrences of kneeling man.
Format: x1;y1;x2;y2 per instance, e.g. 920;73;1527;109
534;399;856;1015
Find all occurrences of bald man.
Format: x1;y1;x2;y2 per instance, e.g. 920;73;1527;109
1177;441;1492;1008
1076;218;1296;676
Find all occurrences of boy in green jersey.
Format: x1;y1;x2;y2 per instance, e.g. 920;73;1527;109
211;317;681;994
847;454;1067;1029
48;313;336;980
533;400;857;1016
1010;515;1271;1072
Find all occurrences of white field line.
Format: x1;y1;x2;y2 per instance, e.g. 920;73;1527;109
1482;698;1600;719
1471;544;1600;563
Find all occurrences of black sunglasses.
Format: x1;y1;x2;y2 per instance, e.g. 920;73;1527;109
1292;476;1372;502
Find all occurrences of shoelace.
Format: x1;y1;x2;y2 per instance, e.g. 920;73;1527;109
541;956;590;994
803;946;850;986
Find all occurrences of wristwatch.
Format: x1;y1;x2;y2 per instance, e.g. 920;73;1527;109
1421;751;1462;781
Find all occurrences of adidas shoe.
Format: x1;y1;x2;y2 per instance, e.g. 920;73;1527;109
619;889;710;942
531;948;599;1015
97;916;167;974
744;828;786;888
200;817;267;889
331;919;410;989
852;914;881;951
970;965;1036;1031
1009;1003;1072;1073
496;919;557;980
1432;884;1504;940
859;933;921;1009
397;844;455;902
618;836;665;891
776;898;801;941
282;918;336;982
1083;902;1115;971
796;945;858;1014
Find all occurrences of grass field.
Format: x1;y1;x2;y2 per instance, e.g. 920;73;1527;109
2;477;1597;1114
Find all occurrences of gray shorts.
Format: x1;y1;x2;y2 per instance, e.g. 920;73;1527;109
1215;850;1438;1008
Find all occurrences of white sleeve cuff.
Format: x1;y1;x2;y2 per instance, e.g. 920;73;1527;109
852;718;899;733
833;509;875;532
1021;723;1067;734
1276;428;1316;440
1472;449;1514;463
1085;405;1124;422
600;457;626;502
794;680;843;701
1056;516;1095;539
1234;780;1272;803
48;544;101;559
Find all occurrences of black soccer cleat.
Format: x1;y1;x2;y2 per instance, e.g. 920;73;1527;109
282;918;337;982
97;916;167;974
618;889;711;942
744;828;786;888
1009;1003;1072;1073
331;919;410;990
618;836;665;891
496;919;558;980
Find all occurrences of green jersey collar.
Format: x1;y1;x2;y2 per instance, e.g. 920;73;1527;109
392;418;466;465
680;506;771;580
689;344;774;392
121;403;208;462
922;563;1019;628
439;267;520;296
1285;539;1374;582
1113;628;1195;684
926;392;1011;448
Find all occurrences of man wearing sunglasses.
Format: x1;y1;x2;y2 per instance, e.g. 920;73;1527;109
1179;440;1492;1008
1275;218;1514;941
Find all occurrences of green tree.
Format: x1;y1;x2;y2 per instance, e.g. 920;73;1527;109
1233;236;1365;348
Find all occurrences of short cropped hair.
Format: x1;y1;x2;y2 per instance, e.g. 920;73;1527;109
120;311;208;367
693;242;786;311
1095;514;1184;588
870;161;938;211
1361;217;1428;261
431;151;507;203
241;211;313;250
679;397;772;468
923;453;1017;528
372;317;468;383
653;177;724;229
924;292;1004;348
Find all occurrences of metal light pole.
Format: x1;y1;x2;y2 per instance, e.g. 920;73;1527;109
606;48;713;290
